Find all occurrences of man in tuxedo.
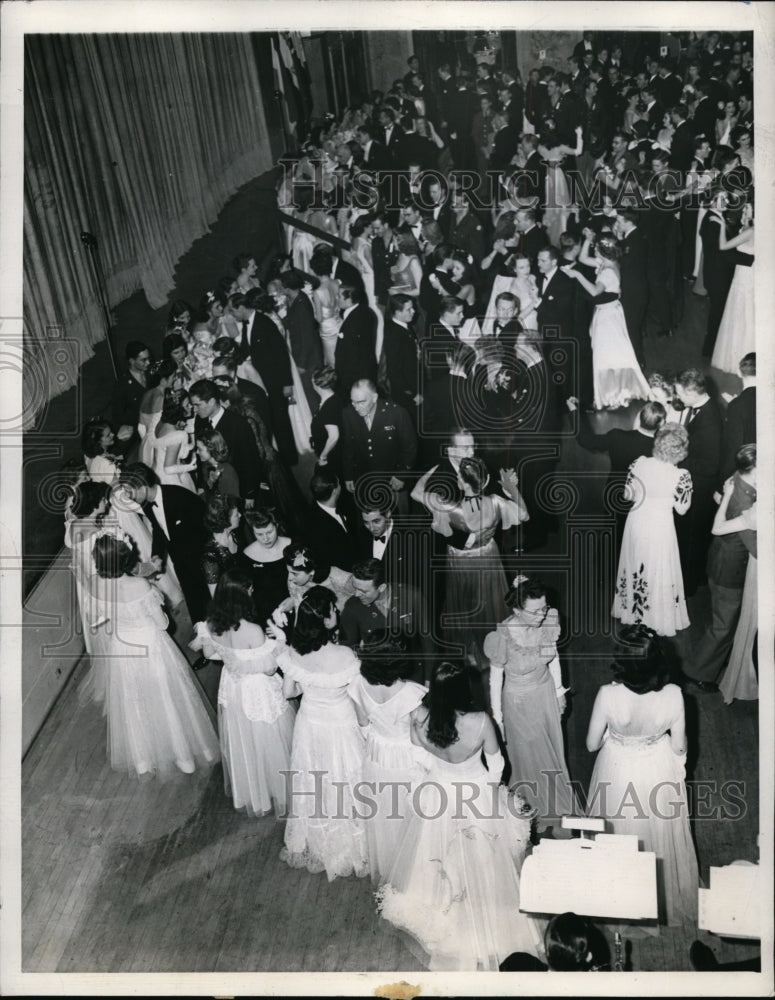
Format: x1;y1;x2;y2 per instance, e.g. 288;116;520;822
355;122;389;176
488;112;520;176
524;67;546;130
119;462;209;625
691;79;719;150
357;498;416;591
370;212;396;308
535;246;577;406
241;291;297;466
512;206;547;271
499;68;524;126
384;295;421;423
572;31;595;64
657;61;683;108
569;398;665;550
422;175;452;238
280;271;322;411
393;114;437;173
378;106;403;165
640;83;664;139
112;341;151;456
189;378;265;505
445;74;477;170
679;135;712;279
613;209;649;367
674;369;725;596
558;232;595;408
446;186;486;265
309;243;364;295
668;104;695;173
335;284;378;397
644;150;682;338
720;353;756;482
341;378;417;516
418;341;477;466
306;467;359;571
211;356;272;444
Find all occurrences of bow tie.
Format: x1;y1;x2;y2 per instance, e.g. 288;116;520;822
375;535;387;544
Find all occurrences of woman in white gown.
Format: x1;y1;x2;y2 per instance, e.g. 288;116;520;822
586;625;699;931
538;126;582;248
613;424;693;637
89;529;219;780
308;258;343;367
711;202;755;375
376;661;544;971
137;361;178;467
347;636;426;882
563;232;650;410
190;567;295;817
152;392;197;493
269;586;369;881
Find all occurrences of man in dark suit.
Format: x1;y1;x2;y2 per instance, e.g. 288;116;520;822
668;104;695;173
119;462;209;625
640;83;664;139
378;106;403;166
280;271;322;411
383;294;421;423
306;467;359;571
572;31;595;65
341;379;417;516
310;243;364;295
569;398;666;549
691;79;719;149
335;284;378;398
240;292;297;466
355;121;390;176
446;187;486;265
393;114;437;173
535;245;577;406
657;61;683;108
356;498;418;594
488;112;520;176
720;353;756;482
674;369;725;595
445;74;477;170
112;340;151;456
189;378;265;505
211;356;272;444
422;174;452;239
614;209;649;367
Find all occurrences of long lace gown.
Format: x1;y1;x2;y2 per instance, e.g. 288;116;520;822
90;579;219;779
275;642;369;880
590;266;651;409
347;675;427;881
586;682;699;930
483;609;580;824
192;622;295;816
711;243;754;375
376;718;544;971
613;455;692;636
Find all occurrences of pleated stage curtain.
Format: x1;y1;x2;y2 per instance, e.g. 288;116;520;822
23;33;272;425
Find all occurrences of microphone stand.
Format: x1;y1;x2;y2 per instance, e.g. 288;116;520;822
80;230;119;378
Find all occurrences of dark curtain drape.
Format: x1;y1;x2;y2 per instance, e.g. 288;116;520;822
23;33;273;423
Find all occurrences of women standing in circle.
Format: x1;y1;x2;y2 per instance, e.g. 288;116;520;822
90;530;219;779
376;661;543;970
347;635;426;881
270;586;368;881
412;457;529;670
242;508;292;626
201;493;244;599
309;366;344;473
563;232;650;410
153;392;197;492
196;427;240;502
586;625;699;931
485;576;579;828
613;424;693;637
191;567;294;817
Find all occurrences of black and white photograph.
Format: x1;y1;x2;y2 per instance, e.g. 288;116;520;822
1;1;773;995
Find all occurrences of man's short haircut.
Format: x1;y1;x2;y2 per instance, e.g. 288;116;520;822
309;466;340;503
125;340;149;361
638;401;667;432
351;558;385;589
675;368;708;395
188;378;219;402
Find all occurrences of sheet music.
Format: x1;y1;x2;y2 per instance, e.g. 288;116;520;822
698;864;762;939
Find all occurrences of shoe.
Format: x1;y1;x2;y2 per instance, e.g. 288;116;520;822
689;940;718;971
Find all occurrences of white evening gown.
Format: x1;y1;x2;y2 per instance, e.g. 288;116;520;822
91;580;219;779
137;409;161;467
347;675;427;882
192;622;296;816
586;682;699;930
376;733;544;971
152;428;197;493
613;456;692;636
275;642;369;881
711;245;754;375
590;267;650;409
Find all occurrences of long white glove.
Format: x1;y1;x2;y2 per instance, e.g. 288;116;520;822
484;748;505;785
489;665;505;731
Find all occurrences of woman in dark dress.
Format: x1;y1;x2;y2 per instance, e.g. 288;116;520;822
242;508;292;627
201;493;246;599
196;428;240;502
310;366;344;474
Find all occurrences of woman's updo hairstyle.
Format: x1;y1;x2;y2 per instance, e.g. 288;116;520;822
457;456;490;494
92;532;140;579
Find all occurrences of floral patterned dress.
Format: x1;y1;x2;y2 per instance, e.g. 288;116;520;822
612;455;692;636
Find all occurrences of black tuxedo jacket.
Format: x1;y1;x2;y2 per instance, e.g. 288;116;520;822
669;120;695;173
384;318;420;409
361;140;390;174
382;124;404;162
250;312;292;393
151;485;209;624
284;291;322;372
692;96;719;146
393;131;438;172
331;257;365;293
335;303;378;396
721;387;756;482
536;269;575;339
683;398;724;488
577;420;654;487
305;499;360;571
619;227;649;307
489;124;521;173
357;521;418;593
196;408;263;502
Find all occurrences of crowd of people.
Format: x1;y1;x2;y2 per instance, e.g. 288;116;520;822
60;29;759;973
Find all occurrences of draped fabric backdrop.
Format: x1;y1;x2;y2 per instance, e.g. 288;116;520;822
23;33;273;424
